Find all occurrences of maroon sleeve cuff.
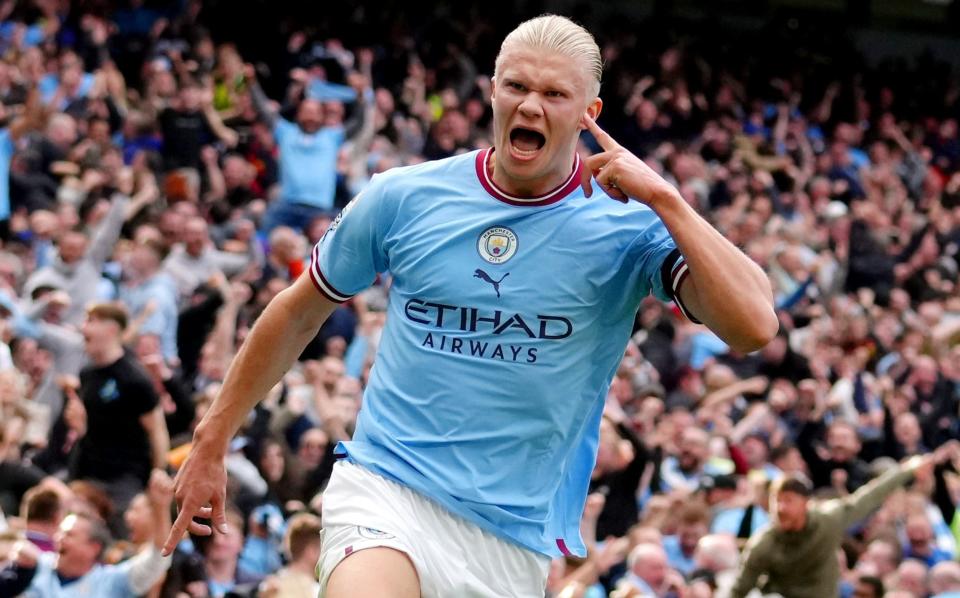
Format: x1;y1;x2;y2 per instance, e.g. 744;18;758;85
309;245;354;304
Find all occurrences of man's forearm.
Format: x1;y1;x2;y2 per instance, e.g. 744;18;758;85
839;462;915;526
249;80;278;129
88;193;130;268
126;547;171;595
193;281;336;451
651;191;777;352
203;107;238;147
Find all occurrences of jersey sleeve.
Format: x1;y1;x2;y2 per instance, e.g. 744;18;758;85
309;175;391;303
628;209;702;323
657;247;701;323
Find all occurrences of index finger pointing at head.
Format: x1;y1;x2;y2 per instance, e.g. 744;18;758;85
582;114;619;151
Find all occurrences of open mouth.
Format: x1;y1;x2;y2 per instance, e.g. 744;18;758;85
509;126;546;157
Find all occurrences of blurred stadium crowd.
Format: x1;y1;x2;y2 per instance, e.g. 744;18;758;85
0;0;958;597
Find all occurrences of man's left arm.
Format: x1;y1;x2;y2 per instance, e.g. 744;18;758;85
140;405;170;471
655;195;778;352
836;454;930;528
583;116;778;353
199;86;238;148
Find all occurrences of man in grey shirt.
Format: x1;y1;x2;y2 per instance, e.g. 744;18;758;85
162;216;258;301
24;194;128;326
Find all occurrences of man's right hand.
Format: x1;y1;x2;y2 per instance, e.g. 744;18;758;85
162;438;230;556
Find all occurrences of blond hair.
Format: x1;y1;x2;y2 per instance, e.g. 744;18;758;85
495;14;602;98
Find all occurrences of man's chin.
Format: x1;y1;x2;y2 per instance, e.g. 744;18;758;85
499;147;545;175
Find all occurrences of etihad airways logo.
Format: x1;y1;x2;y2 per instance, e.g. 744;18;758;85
404;299;572;339
404;298;574;365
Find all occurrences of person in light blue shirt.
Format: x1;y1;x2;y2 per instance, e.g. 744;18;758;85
0;471;174;598
38;51;95;111
0;127;14;226
662;503;711;576
167;15;778;596
248;68;367;232
117;240;179;361
712;505;771;537
0;86;42;236
617;542;678;597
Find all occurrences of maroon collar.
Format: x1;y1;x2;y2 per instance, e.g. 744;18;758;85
474;147;582;207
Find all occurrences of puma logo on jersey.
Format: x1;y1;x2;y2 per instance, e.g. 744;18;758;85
474;269;509;298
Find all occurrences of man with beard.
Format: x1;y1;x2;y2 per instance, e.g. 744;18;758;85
731;447;955;598
249;68;368;231
658;427;711;493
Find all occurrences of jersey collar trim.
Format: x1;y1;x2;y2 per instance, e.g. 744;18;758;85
475;147;582;207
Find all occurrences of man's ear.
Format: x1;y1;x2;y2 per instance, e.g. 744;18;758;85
581;97;603;129
490;76;497;101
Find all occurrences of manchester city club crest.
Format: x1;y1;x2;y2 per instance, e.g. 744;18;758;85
477;226;518;264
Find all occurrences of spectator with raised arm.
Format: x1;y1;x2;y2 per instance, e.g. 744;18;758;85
731;445;958;598
0;469;174;597
70;303;168;524
248;52;369;231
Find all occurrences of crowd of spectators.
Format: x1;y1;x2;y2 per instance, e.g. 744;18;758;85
0;0;957;597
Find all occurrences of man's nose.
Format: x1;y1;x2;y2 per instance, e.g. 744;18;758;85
517;94;544;118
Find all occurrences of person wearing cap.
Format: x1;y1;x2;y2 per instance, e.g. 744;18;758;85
730;449;953;598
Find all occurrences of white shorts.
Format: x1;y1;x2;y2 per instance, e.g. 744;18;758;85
317;460;551;597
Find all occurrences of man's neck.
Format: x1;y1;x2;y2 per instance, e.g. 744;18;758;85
56;558;94;579
89;343;124;367
488;149;575;197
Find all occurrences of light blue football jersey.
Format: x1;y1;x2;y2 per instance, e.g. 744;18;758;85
311;148;693;558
